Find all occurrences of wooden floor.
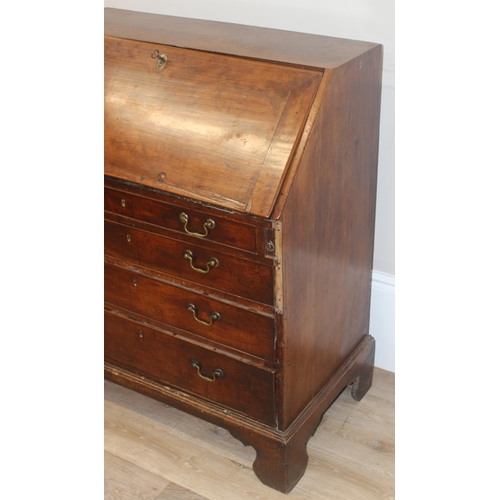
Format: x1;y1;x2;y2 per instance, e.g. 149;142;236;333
104;367;394;499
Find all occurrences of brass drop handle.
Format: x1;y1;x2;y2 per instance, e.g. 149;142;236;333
187;303;221;326
179;212;216;238
151;49;168;70
190;359;224;382
183;249;218;274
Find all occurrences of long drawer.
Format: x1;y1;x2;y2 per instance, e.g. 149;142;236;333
104;219;274;305
105;187;258;253
104;263;276;361
105;310;276;425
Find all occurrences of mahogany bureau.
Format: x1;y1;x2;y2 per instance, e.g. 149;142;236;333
104;8;382;493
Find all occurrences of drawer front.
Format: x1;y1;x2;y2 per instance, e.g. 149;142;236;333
105;310;276;425
105;187;257;253
104;263;275;362
104;220;274;306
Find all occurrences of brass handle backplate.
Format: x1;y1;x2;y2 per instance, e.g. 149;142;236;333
187;303;221;326
190;359;224;382
179;212;215;238
183;249;218;274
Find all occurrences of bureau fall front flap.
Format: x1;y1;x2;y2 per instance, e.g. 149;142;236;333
104;36;322;218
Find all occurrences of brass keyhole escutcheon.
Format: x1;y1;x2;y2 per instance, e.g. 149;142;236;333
151;49;168;70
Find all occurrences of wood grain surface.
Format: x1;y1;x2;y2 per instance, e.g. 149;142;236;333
104;220;274;305
104;9;383;493
104;263;275;361
278;45;383;428
104;8;379;70
105;310;276;425
105;36;321;217
104;187;259;254
104;367;394;499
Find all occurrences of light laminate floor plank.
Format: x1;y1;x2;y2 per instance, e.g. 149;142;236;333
104;451;170;500
155;483;211;500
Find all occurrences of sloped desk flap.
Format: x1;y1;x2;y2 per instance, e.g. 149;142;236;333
104;36;322;217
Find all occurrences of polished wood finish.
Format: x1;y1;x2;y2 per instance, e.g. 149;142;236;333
105;36;321;217
105;311;276;425
278;46;383;427
104;8;379;70
104;8;382;494
104;220;274;305
105;187;259;253
104;263;275;362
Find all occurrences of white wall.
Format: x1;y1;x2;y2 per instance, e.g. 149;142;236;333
370;272;395;371
104;0;395;370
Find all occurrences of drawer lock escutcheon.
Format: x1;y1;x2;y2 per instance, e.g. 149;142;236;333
151;49;168;70
183;249;219;274
187;303;221;326
190;359;224;382
179;212;216;238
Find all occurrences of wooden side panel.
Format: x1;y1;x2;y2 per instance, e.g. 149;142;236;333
279;46;383;429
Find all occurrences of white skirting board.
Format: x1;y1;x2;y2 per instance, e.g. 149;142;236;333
369;271;395;372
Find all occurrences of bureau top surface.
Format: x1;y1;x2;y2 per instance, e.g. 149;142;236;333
105;9;379;70
104;9;379;218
